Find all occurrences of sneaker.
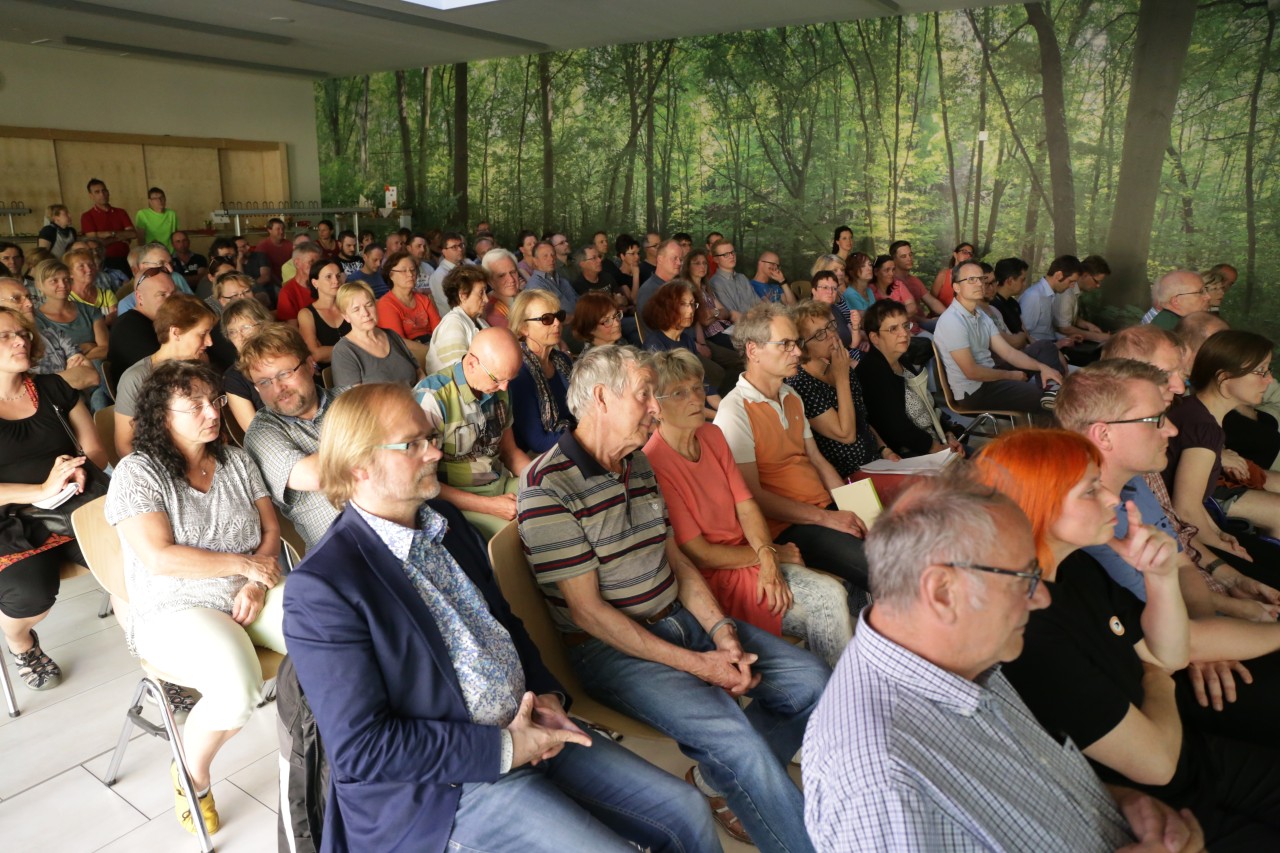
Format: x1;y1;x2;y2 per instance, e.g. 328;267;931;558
1040;380;1061;411
170;762;220;836
10;630;61;691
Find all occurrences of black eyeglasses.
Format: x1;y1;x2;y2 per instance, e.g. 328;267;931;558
804;322;837;345
1103;410;1169;429
527;310;566;326
378;435;441;454
941;560;1042;599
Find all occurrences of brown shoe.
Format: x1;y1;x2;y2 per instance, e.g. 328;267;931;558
685;766;753;845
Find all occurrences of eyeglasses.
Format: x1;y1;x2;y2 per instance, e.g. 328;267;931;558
378;435;441;454
656;385;706;403
1103;410;1169;429
226;321;263;340
942;559;1042;599
1174;288;1207;300
0;329;33;344
1251;366;1273;378
679;300;699;310
954;275;985;287
220;290;252;302
804;322;837;345
761;338;803;353
390;266;417;275
252;360;305;390
873;320;915;335
812;284;837;293
598;312;622;326
168;395;227;416
527;310;566;326
472;353;508;386
0;293;32;306
444;243;465;252
714;250;736;258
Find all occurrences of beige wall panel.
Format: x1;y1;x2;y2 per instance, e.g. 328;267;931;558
143;145;222;232
219;149;269;205
0;137;61;235
55;141;148;228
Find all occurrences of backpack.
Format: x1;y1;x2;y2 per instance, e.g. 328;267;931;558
276;655;329;853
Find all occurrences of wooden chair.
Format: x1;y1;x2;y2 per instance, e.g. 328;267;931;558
930;341;1032;430
101;360;117;402
0;561;92;718
789;279;812;301
320;365;334;389
487;521;667;741
71;496;284;852
94;405;121;468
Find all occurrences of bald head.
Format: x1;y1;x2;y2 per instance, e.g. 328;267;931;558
135;271;177;318
463;327;523;394
1155;269;1210;317
1176;311;1229;358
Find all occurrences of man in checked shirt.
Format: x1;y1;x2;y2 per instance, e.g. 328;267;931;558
803;475;1203;852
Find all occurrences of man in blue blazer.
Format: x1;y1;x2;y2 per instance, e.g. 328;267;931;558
282;382;718;853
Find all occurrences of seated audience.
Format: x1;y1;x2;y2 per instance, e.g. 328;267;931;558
334;230;361;278
748;250;796;306
38;204;77;258
115;295;217;458
33;259;108;362
804;473;1204;852
344;242;387;298
977;428;1280;850
425;231;466;316
525;240;579;325
0;306;108;690
787;301;888;479
1203;266;1235;314
0;277;97;392
219;298;275;434
569;291;623;357
714;303;872;595
1054;254;1112;343
707;240;759;334
106;269;177;388
276;242;322;326
930;242;975;308
841;251;879;315
481;247;522;329
1019;254;1083;344
642;280;727;404
517;344;829;849
1148;269;1212;330
507;289;573;455
106;360;285;837
859;300;963;458
810;270;861;355
284;383;716;853
935;259;1063;413
297;258;350;367
377;249;441;365
423;265;491;374
645;349;852;667
203;271;254;372
116;242;197;315
64;247;118;324
414;328;531;540
990;256;1030;334
242;325;343;550
331;282;421;388
682;247;739;372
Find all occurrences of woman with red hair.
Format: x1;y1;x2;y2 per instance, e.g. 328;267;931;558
976;428;1280;847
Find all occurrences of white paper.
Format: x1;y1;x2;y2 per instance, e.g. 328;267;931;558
857;448;957;475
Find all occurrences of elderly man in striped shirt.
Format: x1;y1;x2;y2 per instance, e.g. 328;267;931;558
518;344;829;853
803;475;1203;853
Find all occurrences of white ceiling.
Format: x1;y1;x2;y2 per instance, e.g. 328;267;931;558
0;0;1011;79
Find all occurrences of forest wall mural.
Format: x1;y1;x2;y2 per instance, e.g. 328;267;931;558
314;0;1277;332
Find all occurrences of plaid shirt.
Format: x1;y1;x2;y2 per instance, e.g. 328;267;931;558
803;610;1133;852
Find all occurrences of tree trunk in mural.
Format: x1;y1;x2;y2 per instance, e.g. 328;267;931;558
1243;10;1275;313
394;70;418;210
1026;2;1077;256
357;76;369;172
934;13;961;244
538;53;554;232
418;68;433;211
1103;0;1197;310
453;62;469;227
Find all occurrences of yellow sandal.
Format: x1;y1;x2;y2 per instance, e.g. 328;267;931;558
170;762;220;835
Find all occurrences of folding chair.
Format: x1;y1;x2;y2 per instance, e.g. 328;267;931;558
931;341;1032;430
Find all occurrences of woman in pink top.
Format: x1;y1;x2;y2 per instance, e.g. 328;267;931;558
643;349;851;666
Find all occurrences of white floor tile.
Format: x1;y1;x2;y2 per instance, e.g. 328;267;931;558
0;624;141;726
95;778;278;853
227;753;280;813
0;766;145;853
33;583;119;646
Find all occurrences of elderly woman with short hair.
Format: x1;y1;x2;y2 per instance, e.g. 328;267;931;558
507;288;573;453
644;349;852;667
107;360;285;836
481;247;523;329
424;265;491;374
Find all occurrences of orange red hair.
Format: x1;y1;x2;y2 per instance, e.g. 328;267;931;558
973;428;1101;569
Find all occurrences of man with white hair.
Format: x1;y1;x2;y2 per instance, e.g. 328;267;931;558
277;242;323;326
518;345;829;851
804;474;1204;852
1147;270;1212;331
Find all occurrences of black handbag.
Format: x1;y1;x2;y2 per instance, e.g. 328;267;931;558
14;402;110;540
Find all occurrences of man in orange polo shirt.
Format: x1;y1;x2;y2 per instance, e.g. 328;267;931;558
714;302;870;601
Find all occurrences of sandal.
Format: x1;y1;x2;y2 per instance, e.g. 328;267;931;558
146;681;199;721
10;629;62;691
685;766;752;844
170;762;220;836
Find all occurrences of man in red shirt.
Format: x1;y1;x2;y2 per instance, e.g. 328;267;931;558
254;217;293;286
79;178;137;276
276;242;322;326
888;239;945;332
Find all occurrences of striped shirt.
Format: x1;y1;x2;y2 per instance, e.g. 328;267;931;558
414;362;511;489
517;431;678;632
804;609;1133;852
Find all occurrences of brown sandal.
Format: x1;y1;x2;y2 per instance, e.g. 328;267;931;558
685;766;753;844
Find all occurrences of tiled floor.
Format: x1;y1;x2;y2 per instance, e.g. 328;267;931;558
0;573;762;851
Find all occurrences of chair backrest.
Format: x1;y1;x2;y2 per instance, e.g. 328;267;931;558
101;360;117;401
277;512;307;559
320;366;333;389
94;405;121;468
790;279;812;301
930;340;1029;425
487;520;586;698
71;495;128;602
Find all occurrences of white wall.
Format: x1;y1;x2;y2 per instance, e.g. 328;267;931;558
0;42;320;200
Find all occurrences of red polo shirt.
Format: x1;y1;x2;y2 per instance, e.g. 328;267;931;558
80;206;135;259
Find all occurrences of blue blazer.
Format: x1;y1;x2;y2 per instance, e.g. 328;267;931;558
283;500;563;853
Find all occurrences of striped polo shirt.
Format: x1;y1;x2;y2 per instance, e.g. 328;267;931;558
517;430;678;633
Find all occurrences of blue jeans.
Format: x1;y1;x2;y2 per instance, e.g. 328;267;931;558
447;728;718;853
569;603;829;853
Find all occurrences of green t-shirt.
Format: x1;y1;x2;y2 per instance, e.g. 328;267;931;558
134;208;177;250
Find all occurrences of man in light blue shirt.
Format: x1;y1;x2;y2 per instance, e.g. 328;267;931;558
1019;254;1082;343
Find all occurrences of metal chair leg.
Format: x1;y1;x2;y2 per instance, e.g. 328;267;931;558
1;654;18;717
97;589;113;619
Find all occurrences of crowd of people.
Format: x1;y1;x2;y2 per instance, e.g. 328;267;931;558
0;179;1269;852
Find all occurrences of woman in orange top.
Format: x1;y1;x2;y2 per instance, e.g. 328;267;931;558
376;249;440;364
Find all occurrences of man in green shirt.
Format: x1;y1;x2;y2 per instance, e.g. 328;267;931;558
135;186;177;251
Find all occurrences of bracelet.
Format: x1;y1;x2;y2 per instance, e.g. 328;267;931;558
251;580;269;591
708;617;736;641
756;544;778;558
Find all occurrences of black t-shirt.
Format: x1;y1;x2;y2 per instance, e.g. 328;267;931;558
107;309;160;386
0;375;80;488
990;293;1024;334
172;252;207;283
223;365;264;410
1163;396;1223;501
208;322;238;373
572;273;606;296
1003;550;1200;801
1224;409;1280;470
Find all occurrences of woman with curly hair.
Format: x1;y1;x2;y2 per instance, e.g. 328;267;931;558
106;360;285;837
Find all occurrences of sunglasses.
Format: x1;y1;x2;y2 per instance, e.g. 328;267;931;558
527;310;567;326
